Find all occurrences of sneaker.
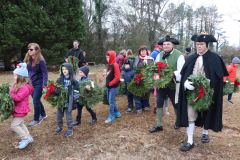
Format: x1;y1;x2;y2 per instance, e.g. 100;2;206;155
39;115;48;121
88;119;97;125
73;121;81;126
105;117;115;124
39;115;47;123
18;137;33;149
19;135;34;145
55;127;63;135
64;130;73;138
27;120;40;127
115;111;121;118
126;108;132;113
201;134;210;143
144;107;151;111
136;109;142;114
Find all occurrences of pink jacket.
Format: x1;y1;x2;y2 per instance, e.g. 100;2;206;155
10;83;34;117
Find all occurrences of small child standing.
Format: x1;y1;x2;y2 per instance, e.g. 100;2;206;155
10;63;34;149
73;65;97;126
224;57;240;104
105;50;121;123
122;60;135;112
55;63;79;137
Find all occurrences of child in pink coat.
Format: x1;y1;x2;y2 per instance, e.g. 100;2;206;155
10;63;34;149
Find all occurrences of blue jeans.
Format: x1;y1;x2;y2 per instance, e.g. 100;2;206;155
126;89;134;109
32;85;46;121
134;96;150;111
107;87;119;119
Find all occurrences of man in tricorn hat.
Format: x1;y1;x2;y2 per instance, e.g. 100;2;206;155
149;35;185;133
177;32;228;151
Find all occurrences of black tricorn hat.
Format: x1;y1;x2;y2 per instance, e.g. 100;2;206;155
158;35;179;45
191;32;217;43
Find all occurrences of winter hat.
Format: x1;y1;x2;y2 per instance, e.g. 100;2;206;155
232;57;240;64
13;63;29;77
79;65;89;76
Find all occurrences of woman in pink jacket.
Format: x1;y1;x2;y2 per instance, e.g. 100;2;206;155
224;57;240;104
10;63;34;149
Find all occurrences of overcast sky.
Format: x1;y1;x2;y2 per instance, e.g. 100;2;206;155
171;0;240;46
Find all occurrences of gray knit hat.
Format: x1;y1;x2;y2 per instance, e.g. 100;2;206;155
79;65;89;76
232;57;240;64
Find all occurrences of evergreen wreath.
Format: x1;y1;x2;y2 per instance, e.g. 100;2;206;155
186;75;214;112
128;65;148;97
143;62;173;89
44;81;68;109
223;78;240;95
0;83;14;122
78;80;103;107
233;78;240;93
118;81;126;95
223;78;234;95
68;55;79;73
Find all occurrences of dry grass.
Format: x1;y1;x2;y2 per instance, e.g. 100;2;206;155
0;67;240;159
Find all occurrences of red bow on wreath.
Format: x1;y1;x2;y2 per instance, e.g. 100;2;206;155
234;81;240;87
156;62;167;77
134;73;143;86
44;82;56;100
193;86;205;102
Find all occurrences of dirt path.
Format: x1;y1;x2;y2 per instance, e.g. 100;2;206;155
0;72;240;160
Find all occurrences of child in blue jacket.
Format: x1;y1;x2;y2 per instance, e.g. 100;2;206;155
73;66;97;126
122;60;135;112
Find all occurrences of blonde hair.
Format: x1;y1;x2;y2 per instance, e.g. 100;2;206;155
24;43;45;66
14;75;30;91
126;49;133;56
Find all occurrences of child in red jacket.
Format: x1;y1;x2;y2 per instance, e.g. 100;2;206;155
105;50;121;123
10;63;34;149
224;57;240;104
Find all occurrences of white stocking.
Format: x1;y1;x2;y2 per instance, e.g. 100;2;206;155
187;122;195;145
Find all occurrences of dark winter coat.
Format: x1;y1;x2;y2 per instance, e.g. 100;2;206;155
27;59;48;87
122;68;135;84
66;48;86;67
56;63;79;111
177;50;228;132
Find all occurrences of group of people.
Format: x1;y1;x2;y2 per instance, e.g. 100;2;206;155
8;33;240;153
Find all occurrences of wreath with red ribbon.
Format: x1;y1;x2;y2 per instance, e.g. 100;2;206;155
43;81;68;109
128;65;149;97
143;62;173;89
186;75;214;112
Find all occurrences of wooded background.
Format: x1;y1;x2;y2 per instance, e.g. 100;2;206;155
1;0;239;70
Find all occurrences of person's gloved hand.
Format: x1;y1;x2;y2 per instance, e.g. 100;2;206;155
184;79;195;90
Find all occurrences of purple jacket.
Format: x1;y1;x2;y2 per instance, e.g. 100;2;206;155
27;60;48;87
10;83;34;117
